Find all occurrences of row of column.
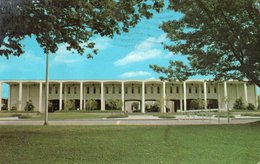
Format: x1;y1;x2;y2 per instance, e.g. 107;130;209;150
2;81;258;112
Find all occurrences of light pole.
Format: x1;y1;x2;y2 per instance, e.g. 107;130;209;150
44;53;49;125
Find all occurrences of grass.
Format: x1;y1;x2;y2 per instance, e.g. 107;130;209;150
154;113;176;119
0;123;260;163
106;113;128;118
241;112;260;116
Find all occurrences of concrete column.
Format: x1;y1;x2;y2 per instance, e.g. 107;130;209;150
18;82;23;111
255;85;258;108
121;81;125;112
244;83;248;105
26;85;30;101
80;82;83;110
217;83;220;110
39;82;42;112
198;83;201;99
236;84;239;99
180;84;183;111
59;82;62;110
203;81;207;110
224;81;228;111
141;81;145;113
162;81;166;113
8;84;11;110
83;85;86;109
101;81;105;111
183;81;187;111
0;82;2;111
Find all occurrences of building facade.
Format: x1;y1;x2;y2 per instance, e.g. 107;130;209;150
0;80;258;113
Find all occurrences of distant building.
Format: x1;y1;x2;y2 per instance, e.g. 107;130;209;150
0;80;258;112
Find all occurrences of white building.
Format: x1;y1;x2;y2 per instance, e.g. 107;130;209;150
0;80;258;113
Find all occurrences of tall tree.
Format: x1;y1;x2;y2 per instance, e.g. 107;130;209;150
150;0;260;86
0;0;164;58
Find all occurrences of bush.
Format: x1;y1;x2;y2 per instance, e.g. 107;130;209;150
64;100;76;110
105;99;122;110
246;103;255;111
145;101;160;112
85;99;98;111
1;104;8;111
132;102;139;111
190;99;205;110
24;100;35;111
233;97;245;110
11;105;17;111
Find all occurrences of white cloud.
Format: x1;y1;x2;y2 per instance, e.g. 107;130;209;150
114;34;166;66
93;37;111;50
119;71;152;78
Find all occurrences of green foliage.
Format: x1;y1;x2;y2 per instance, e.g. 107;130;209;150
190;99;205;110
150;0;260;86
24;100;35;111
233;97;245;110
64;100;76;111
246;103;255;111
145;101;161;112
85;99;98;111
0;0;164;58
11;105;17;111
131;102;139;111
106;114;128;118
105;99;122;110
1;104;8;111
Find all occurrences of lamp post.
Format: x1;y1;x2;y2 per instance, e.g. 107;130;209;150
44;53;49;125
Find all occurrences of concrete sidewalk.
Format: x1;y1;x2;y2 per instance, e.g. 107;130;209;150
0;118;259;126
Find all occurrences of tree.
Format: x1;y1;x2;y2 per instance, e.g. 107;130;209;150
0;0;164;57
85;99;98;111
150;0;260;86
233;97;245;110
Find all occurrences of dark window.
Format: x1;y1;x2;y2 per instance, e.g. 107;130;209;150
145;87;147;94
112;86;115;94
208;87;210;93
157;86;160;94
132;87;134;94
170;87;173;94
151;86;153;94
106;87;109;94
125;87;128;94
55;87;58;94
214;87;217;93
119;87;121;94
87;87;89;94
189;87;191;94
138;87;141;94
68;87;70;94
195;87;198;93
202;89;204;94
176;87;179;94
93;87;96;94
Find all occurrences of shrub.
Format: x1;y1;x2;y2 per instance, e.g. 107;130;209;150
190;99;205;110
85;99;98;111
1;104;8;110
24;100;35;111
105;99;122;110
64;100;76;110
11;105;17;111
246;103;255;111
132;102;139;111
233;97;245;110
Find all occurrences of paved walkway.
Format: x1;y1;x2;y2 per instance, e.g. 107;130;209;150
0;117;259;126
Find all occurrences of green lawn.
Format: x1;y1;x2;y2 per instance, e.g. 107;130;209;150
0;123;260;164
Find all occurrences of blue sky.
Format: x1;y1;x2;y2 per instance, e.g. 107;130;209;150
0;8;259;97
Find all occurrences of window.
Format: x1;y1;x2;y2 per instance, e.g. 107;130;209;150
208;87;210;93
202;89;204;94
93;87;96;94
214;87;217;93
87;87;89;94
112;86;115;94
106;87;109;94
145;87;147;94
170;86;173;94
125;87;128;94
195;87;198;94
151;86;153;94
68;87;71;94
138;87;141;94
157;86;160;94
55;87;58;94
132;87;134;94
74;87;77;94
189;87;191;94
119;87;121;94
176;87;179;94
49;87;52;94
62;86;64;94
